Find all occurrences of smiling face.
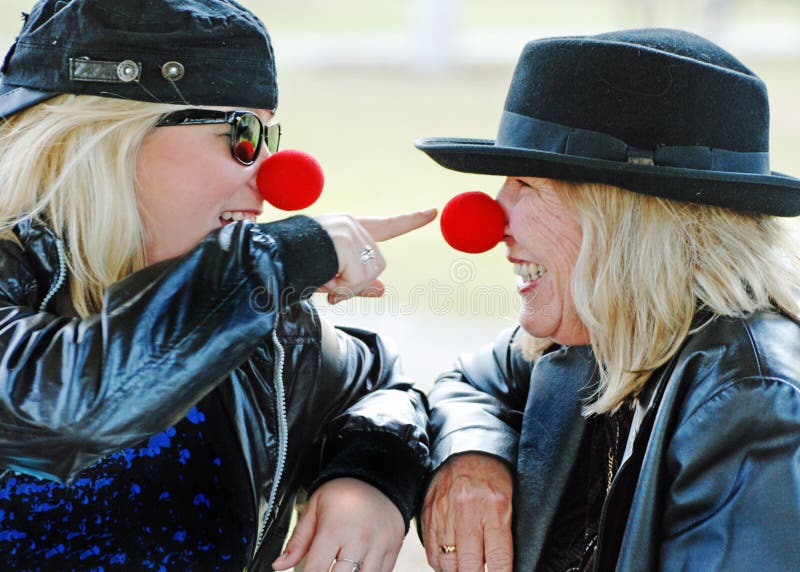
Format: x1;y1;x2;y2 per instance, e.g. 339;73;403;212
497;176;589;345
134;107;273;264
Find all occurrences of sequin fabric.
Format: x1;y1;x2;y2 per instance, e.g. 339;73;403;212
0;396;255;571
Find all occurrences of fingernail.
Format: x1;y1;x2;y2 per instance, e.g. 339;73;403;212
272;550;289;564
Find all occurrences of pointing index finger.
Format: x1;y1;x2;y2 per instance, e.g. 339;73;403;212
357;208;437;242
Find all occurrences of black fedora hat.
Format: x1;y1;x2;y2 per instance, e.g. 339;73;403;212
416;28;800;216
0;0;277;119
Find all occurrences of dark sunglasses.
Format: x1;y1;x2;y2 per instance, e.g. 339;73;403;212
155;109;281;165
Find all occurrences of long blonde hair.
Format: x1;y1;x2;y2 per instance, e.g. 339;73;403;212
0;95;187;316
523;181;800;415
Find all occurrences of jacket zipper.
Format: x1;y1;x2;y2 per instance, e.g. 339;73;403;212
38;233;67;312
253;317;289;558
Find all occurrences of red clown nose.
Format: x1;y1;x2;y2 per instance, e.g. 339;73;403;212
257;150;325;211
234;140;256;163
440;191;506;253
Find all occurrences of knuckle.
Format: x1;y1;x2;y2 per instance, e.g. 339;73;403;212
302;556;330;571
453;487;480;508
440;558;458;572
453;494;472;510
487;491;511;511
457;552;485;569
354;529;371;545
485;547;513;569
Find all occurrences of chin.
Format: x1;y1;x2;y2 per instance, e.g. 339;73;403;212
518;313;554;340
147;239;199;265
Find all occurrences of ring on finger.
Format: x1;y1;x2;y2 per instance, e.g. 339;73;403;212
441;543;457;554
332;556;363;572
359;245;375;265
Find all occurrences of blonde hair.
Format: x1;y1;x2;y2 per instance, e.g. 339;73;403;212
0;95;189;316
523;181;800;415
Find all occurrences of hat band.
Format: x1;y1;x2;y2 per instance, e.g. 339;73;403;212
496;111;770;175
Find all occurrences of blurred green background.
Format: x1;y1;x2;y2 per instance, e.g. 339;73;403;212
2;1;798;370
2;1;798;569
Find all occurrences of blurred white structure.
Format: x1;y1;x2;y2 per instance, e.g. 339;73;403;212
6;0;797;72
411;0;459;73
267;0;798;72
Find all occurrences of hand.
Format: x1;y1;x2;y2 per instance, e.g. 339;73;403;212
422;453;514;572
316;208;437;304
272;477;405;572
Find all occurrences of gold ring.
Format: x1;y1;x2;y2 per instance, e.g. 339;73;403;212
441;544;457;554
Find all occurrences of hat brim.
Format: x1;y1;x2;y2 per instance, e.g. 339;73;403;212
416;137;800;217
0;79;58;119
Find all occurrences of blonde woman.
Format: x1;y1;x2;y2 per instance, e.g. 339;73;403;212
0;1;434;571
416;29;800;571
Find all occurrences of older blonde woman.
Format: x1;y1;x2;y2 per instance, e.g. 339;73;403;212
0;1;434;571
416;28;800;571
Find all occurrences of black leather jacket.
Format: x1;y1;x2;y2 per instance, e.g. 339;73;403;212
0;216;429;570
428;311;800;571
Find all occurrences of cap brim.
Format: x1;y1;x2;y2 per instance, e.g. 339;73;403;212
416;137;800;217
0;79;58;119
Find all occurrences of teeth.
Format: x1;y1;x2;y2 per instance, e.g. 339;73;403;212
220;211;257;223
513;262;547;282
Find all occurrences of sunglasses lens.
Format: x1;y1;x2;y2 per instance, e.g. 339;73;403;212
265;122;281;153
232;114;262;164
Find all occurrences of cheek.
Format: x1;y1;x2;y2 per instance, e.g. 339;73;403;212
511;210;581;293
508;208;559;256
137;131;191;203
550;239;581;307
507;208;537;244
135;144;168;220
138;136;236;213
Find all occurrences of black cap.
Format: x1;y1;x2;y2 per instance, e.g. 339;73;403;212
0;0;278;119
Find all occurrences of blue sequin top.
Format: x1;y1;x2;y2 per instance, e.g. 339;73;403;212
0;394;256;571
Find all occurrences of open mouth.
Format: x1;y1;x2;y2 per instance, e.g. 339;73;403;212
514;261;547;288
219;210;259;225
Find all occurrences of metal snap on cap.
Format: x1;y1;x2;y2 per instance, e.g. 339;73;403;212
161;61;185;81
116;60;140;82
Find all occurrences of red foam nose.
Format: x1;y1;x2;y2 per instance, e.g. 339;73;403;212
234;140;256;163
440;191;506;253
257;150;324;211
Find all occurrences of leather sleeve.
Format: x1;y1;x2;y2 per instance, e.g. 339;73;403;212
304;320;431;529
0;217;337;483
427;326;533;472
660;376;800;570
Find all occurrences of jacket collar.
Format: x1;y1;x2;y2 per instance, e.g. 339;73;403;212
11;218;70;313
622;309;717;463
13;218;61;271
513;344;598;570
